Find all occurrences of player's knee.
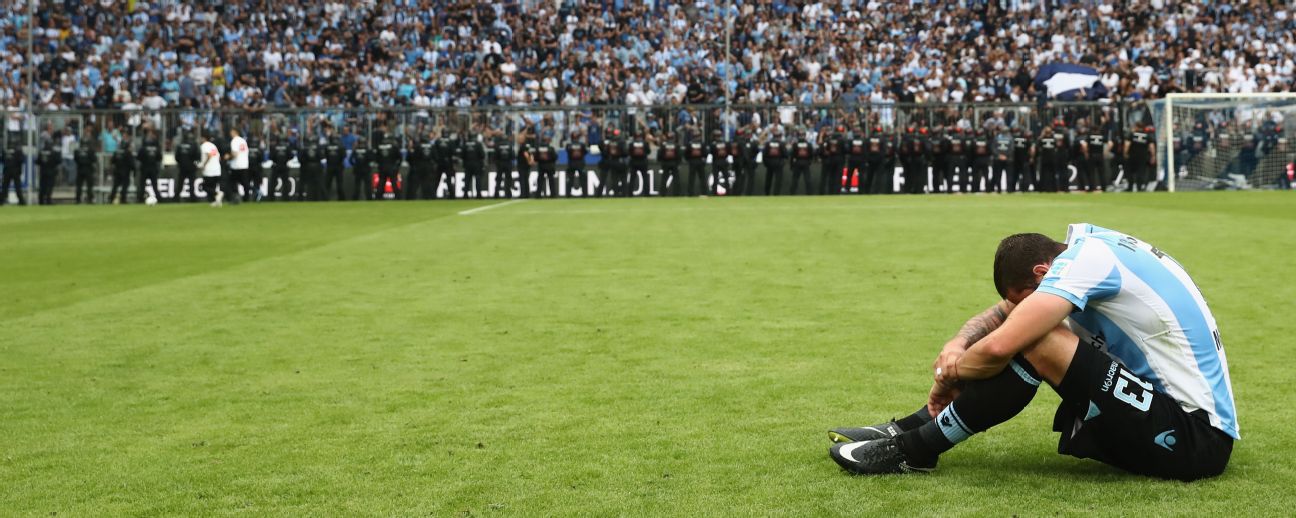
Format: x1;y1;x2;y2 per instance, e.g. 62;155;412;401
1019;325;1080;386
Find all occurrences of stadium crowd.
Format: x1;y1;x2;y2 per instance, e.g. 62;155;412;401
2;1;1295;205
2;0;1295;113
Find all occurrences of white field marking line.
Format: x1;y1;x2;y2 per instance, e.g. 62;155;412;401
500;200;1100;215
457;199;528;216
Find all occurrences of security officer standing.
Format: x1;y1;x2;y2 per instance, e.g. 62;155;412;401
533;137;559;198
375;135;401;200
350;136;372;201
628;130;652;197
243;135;265;202
708;130;729;196
599;128;624;197
174;131;199;202
268;137;293;201
846;126;867;194
74;131;98;203
902;126;929;194
1124;125;1155;192
864;126;887;194
969;127;991;193
37;138;61;205
461;130;488;198
435;129;460;199
1068;120;1087;192
933;126;953;192
763;127;787;196
299;135;325;201
1086;119;1110;192
728;128;748;196
991;124;1013;194
1036;124;1061;192
133;129;162;203
565;130;589;197
324;127;347;200
820;126;846;195
789;129;815;195
407;129;437;200
683;128;707;196
490;131;515;198
950;127;972;193
1;136;26;205
108;135;134;204
656;131;681;196
1011;126;1034;193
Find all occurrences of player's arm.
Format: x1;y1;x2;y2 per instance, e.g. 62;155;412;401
944;292;1073;383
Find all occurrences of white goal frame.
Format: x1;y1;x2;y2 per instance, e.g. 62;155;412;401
1164;92;1296;192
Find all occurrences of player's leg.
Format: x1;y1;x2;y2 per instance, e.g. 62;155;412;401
830;327;1064;474
1046;336;1234;481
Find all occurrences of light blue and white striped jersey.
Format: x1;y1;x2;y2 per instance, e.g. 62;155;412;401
1037;223;1239;439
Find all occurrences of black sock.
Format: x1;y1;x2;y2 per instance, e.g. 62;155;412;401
898;356;1042;463
895;406;933;431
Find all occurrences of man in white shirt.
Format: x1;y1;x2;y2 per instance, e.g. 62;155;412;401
227;128;249;203
199;133;224;207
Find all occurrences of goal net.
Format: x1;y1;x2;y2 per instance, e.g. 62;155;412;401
1162;93;1296;191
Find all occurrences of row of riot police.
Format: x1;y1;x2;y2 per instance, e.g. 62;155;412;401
0;122;1169;205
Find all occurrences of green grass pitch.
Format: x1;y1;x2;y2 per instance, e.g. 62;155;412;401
2;192;1295;516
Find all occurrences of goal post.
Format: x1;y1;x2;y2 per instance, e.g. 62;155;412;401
1161;92;1296;192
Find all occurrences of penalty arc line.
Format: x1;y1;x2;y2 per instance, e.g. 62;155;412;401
457;199;528;216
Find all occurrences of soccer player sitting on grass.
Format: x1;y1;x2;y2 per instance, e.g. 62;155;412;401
829;225;1237;481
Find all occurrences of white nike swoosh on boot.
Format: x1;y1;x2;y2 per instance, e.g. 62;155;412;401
838;441;869;463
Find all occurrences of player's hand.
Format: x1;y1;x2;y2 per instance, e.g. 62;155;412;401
927;382;960;417
933;347;963;387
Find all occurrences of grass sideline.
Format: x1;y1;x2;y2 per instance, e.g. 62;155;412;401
1;192;1294;515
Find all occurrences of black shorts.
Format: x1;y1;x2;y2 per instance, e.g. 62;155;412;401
1052;340;1233;481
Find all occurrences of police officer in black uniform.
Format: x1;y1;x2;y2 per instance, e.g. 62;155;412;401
991;125;1013;194
929;126;950;193
863;126;887;194
491;132;515;198
1036;125;1062;192
681;129;705;196
708;130;729;196
374;136;401;200
108;135;134;204
299;135;325;201
789;129;815;195
268;137;293;201
242;135;264;202
950;127;972;193
655;131;681;196
969;128;991;193
628;131;652;197
763;128;787;196
74;132;98;203
36;138;59;205
903;126;929;194
324;127;347;200
350;137;372;201
407;129;436;200
599;128;624;197
133;129;162;203
1125;125;1154;192
1086;120;1110;192
174;132;199;202
566;131;589;197
819;126;845;195
1068;120;1087;192
1012;126;1034;193
846;127;867;194
0;137;25;205
435;129;460;199
462;132;488;198
533;137;559;198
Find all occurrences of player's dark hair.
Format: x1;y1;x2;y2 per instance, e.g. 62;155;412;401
993;233;1067;299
